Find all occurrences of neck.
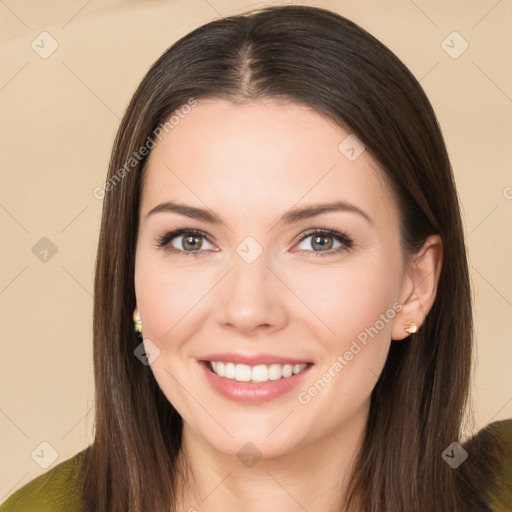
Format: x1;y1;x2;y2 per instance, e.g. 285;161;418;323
174;402;368;512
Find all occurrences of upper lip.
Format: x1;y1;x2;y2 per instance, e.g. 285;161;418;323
200;352;312;366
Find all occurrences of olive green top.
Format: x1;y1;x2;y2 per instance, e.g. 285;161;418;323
1;448;85;512
1;419;511;511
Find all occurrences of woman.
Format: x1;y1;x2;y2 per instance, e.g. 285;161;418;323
2;5;510;512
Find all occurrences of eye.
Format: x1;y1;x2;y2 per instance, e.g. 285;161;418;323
294;228;353;257
155;227;353;258
155;229;215;256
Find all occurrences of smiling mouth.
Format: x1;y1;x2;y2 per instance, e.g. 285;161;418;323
203;360;312;384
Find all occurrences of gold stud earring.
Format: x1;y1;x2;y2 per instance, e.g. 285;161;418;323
404;320;417;334
133;310;143;334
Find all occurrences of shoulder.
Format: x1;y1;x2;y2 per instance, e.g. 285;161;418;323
0;448;89;512
463;418;512;512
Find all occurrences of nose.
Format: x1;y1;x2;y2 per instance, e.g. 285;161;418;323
215;252;289;335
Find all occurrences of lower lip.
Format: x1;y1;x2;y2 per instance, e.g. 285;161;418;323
198;361;313;404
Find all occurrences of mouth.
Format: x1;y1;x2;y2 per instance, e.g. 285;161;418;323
197;356;314;404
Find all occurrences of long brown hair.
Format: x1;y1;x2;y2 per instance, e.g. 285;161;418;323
81;5;496;511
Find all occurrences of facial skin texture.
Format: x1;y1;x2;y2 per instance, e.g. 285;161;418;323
134;98;442;511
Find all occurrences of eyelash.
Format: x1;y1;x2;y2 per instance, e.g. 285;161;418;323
154;226;354;258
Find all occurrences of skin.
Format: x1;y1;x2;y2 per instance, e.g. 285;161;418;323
134;98;442;511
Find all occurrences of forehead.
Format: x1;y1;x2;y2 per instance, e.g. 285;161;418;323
140;98;398;230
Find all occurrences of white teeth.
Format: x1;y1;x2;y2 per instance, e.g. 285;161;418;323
292;364;304;374
209;361;308;383
268;364;282;380
252;365;269;382
225;362;235;379
235;364;252;382
282;364;293;378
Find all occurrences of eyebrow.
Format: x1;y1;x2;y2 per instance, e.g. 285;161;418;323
145;200;374;227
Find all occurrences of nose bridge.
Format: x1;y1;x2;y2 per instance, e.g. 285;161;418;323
231;248;272;296
216;241;288;332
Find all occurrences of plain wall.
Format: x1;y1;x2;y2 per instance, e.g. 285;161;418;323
1;0;511;500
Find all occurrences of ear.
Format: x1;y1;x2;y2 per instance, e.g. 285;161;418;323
391;234;443;340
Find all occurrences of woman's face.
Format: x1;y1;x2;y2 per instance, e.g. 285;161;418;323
135;98;410;458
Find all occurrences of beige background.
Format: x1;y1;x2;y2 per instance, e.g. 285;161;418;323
1;0;511;500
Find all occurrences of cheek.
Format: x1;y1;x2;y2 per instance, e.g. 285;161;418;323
292;263;400;425
134;259;206;345
287;254;402;348
134;254;212;413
